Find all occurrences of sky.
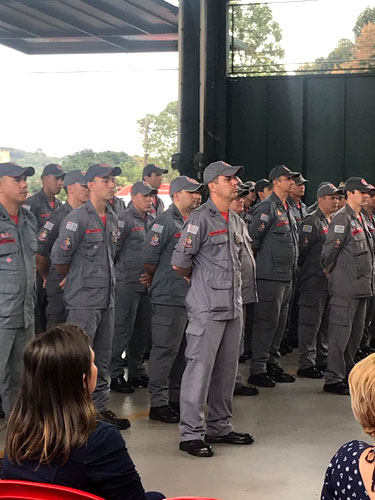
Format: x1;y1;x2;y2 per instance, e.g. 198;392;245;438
0;0;373;159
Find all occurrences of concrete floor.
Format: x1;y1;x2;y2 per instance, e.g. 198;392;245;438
0;351;366;500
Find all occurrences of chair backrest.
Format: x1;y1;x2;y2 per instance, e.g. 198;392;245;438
0;480;104;500
165;497;222;500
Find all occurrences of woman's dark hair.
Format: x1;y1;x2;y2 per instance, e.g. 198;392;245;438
6;324;97;465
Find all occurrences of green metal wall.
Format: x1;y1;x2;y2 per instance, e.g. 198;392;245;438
227;74;375;205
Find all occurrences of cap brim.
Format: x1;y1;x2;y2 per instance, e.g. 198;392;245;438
143;188;158;196
10;166;35;177
185;184;204;193
286;172;300;179
221;166;245;178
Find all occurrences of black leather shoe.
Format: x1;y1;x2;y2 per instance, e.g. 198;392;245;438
267;365;295;383
179;440;214;457
248;373;276;388
110;375;135;394
205;431;254;445
99;410;131;430
233;385;259;396
323;382;349;395
316;364;327;372
239;353;251;363
149;405;179;423
297;366;323;379
128;376;149;388
169;401;180;414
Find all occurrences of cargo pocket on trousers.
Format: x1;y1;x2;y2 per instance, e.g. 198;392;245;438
207;280;232;312
329;296;350;327
152;314;174;348
298;293;318;326
185;324;205;361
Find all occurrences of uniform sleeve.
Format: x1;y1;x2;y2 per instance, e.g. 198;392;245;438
50;212;84;265
28;195;41;226
142;217;173;265
321;214;349;271
85;424;148;500
297;217;318;267
248;202;273;249
37;213;61;257
171;216;203;268
115;213;132;259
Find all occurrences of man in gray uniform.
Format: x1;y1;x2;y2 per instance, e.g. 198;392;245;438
110;181;156;394
287;174;308;226
143;176;204;423
51;163;130;429
143;164;168;218
36;170;89;328
0;162;36;418
26;163;66;333
172;161;254;458
322;177;375;395
109;193;126;214
297;183;339;379
248;165;299;388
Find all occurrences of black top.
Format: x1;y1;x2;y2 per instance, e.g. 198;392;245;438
2;421;148;500
321;439;373;499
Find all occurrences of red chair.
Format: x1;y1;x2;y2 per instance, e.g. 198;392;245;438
165;498;222;500
0;480;104;500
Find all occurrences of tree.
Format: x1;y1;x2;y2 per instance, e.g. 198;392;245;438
353;7;375;37
137;101;178;173
228;4;285;75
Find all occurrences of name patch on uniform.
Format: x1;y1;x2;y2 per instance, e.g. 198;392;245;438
118;220;125;228
86;228;101;234
187;224;199;235
132;226;145;232
302;225;312;233
0;238;15;244
174;233;181;238
209;229;228;236
260;213;269;222
44;221;54;231
66;221;78;232
334;225;345;234
41;213;50;218
152;223;164;234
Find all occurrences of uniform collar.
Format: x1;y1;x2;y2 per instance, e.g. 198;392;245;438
39;188;55;205
316;207;329;223
129;204;148;221
0;202;25;224
170;203;184;221
85;198;113;216
270;191;286;206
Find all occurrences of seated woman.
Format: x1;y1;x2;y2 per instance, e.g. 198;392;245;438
1;324;164;500
321;354;375;499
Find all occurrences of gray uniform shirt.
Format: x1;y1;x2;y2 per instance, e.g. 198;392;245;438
51;200;117;310
171;198;244;321
115;206;153;292
0;204;37;328
322;204;374;298
25;189;62;230
239;219;257;304
249;192;298;282
142;203;189;307
298;208;329;292
287;196;308;227
109;196;126;215
149;195;165;219
37;202;72;298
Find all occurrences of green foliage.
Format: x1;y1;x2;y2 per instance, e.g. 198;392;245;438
228;4;285;75
299;38;354;73
137;101;178;172
353;7;375;38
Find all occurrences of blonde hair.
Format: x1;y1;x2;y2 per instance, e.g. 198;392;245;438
349;354;375;437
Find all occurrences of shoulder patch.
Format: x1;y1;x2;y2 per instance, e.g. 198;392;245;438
66;221;77;232
118;220;125;228
152;223;164;234
302;224;312;233
44;221;54;231
260;213;269;222
334;225;345;234
22;204;31;211
187;223;199;235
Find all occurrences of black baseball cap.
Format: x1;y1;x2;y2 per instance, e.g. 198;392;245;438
269;165;299;181
143;164;168;178
63;170;87;187
344;177;374;193
294;174;309;185
317;183;338;198
131;181;158;196
170;176;204;196
85;164;122;183
0;162;35;178
244;181;256;191
42;163;65;178
203;161;244;185
238;183;250;197
255;179;272;194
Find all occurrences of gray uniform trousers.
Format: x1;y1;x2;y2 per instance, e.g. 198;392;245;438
250;279;292;375
298;290;329;370
67;308;113;413
46;294;66;328
111;284;151;380
179;316;242;441
324;297;367;385
0;325;34;417
148;304;187;407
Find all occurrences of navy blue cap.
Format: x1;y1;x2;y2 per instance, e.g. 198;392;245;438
42;163;65;178
269;165;299;181
0;162;35;178
143;164;168;178
63;170;87;187
345;177;375;193
85;164;122;183
131;181;158;196
255;179;271;194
